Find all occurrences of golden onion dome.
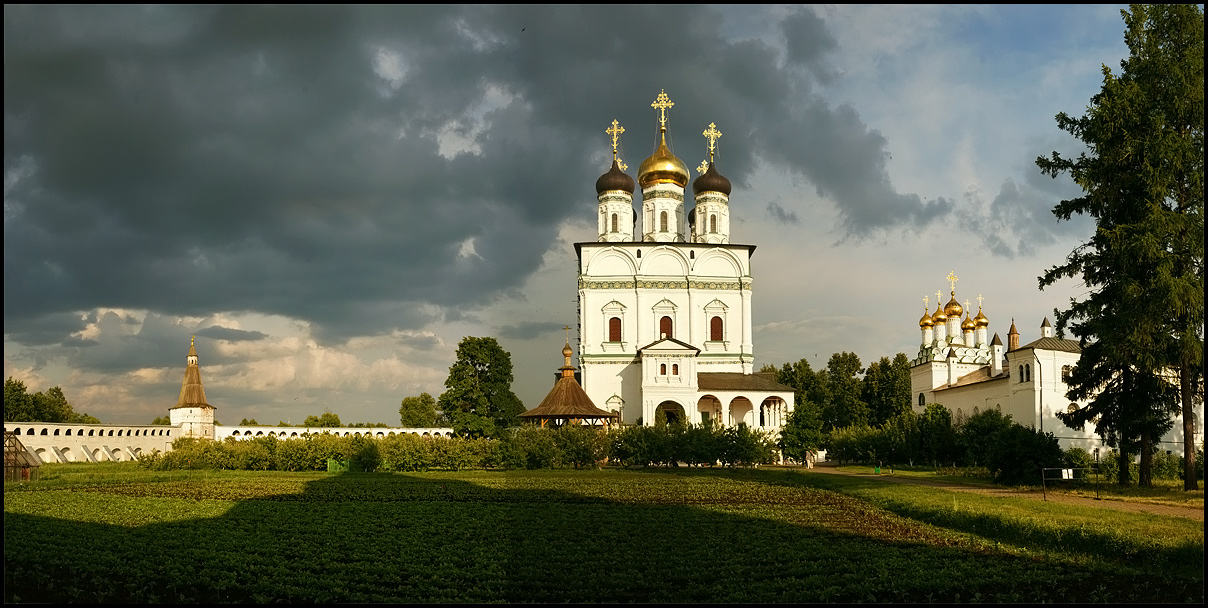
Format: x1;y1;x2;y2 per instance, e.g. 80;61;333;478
919;308;934;328
638;130;689;189
931;303;947;324
961;313;976;331
974;307;989;328
944;293;963;317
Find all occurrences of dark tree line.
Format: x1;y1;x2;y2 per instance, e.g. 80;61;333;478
4;377;99;424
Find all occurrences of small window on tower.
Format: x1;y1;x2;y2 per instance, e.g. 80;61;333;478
660;211;668;232
710;214;717;234
611;213;618;233
609;317;622;342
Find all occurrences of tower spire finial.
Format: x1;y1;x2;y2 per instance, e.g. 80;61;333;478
947;270;959;294
606;119;627;171
651;89;674;133
703;122;722;163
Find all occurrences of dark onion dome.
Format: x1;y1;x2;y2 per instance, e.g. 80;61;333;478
595;159;635;195
692;161;732;196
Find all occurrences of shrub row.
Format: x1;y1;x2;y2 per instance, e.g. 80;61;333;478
827;408;1063;485
139;423;780;472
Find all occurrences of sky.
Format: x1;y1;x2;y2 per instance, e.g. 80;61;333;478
4;5;1131;425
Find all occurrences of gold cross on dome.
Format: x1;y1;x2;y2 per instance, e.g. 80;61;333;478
703;122;722;161
697;159;709;175
606;120;627;170
977;293;984;309
964;299;971;312
191;335;195;347
651;90;674;128
947;271;958;293
563;325;572;343
935;290;943;306
923;295;929;310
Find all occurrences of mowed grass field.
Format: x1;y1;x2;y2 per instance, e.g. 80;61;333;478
4;463;1203;603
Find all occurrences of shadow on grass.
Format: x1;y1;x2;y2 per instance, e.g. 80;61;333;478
4;468;1203;603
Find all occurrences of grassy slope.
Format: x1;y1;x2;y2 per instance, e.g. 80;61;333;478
4;464;1203;603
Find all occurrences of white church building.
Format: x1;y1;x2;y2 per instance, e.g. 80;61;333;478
575;91;794;430
910;276;1200;454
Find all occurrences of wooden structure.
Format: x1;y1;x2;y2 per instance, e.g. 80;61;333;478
520;343;619;428
4;431;40;482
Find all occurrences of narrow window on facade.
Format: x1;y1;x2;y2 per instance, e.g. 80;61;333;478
710;316;723;341
710;214;717;233
918;393;925;406
672;364;679;375
660;363;667;375
609;317;622;342
1025;364;1031;382
660;211;668;232
611;213;618;233
1019;365;1024;382
660;316;673;339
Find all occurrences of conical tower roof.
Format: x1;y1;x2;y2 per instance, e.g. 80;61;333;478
173;336;212;409
520;342;617;424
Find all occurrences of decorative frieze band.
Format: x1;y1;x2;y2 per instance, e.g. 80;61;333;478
579;278;751;290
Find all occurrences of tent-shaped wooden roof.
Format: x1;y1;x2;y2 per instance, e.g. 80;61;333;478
520;342;618;426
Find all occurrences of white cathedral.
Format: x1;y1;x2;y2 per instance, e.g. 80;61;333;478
574;91;794;430
910;274;1199;454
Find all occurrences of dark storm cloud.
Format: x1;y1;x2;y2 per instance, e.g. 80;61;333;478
498;321;565;341
958;141;1093;258
196;325;268;342
766;202;800;225
5;5;941;346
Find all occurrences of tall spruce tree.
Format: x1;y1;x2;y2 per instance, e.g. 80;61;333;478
1038;5;1203;488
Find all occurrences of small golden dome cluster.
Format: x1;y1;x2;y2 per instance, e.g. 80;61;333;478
919;272;990;331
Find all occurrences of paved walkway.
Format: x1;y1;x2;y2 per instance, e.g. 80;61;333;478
805;462;1203;521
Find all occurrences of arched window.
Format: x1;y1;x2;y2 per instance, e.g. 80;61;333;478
611;213;618;233
659;316;673;339
660;211;668;232
1062;365;1071;381
710;316;723;341
660;363;667;375
918;393;925;406
1026;364;1031;382
1019;365;1024;382
609;317;622;342
709;214;717;233
672;364;679;375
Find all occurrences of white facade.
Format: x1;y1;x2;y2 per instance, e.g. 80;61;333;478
576;93;792;430
912;303;1201;454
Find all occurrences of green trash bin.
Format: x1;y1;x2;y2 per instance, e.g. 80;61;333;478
874;466;881;474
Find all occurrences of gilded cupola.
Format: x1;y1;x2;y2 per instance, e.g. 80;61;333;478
637;90;689;189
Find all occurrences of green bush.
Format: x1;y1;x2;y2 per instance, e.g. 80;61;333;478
1062;446;1096;479
379;433;434;472
553;425;609;469
1099;449;1140;484
1151;450;1183;480
985;425;1062;486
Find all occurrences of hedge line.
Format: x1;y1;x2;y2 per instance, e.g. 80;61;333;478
138;423;780;472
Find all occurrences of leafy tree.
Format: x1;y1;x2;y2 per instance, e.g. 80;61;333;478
302;411;342;427
151;415;172;425
4;378;35;422
918;403;956;467
1037;5;1203;488
778;402;824;464
4;378;98;423
400;392;438;427
861;354;912;427
957;409;1016;467
239;418;261;426
437;337;525;438
821;352;867;431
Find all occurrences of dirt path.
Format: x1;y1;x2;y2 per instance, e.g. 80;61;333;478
805;462;1204;521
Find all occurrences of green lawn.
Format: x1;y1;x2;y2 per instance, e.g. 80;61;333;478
4;464;1203;603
